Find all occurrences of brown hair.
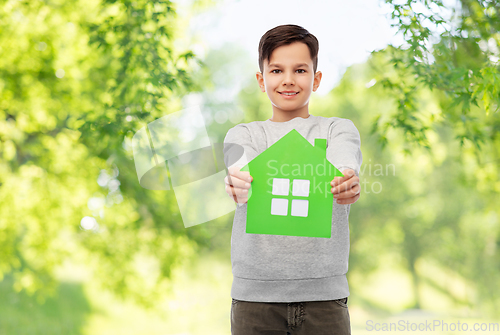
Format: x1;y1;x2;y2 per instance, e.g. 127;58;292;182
258;24;319;74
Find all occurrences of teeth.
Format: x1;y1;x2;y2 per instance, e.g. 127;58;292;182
281;92;298;95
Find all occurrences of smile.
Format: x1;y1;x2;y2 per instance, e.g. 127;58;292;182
279;91;299;97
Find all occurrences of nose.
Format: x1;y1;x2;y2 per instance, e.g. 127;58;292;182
282;71;295;86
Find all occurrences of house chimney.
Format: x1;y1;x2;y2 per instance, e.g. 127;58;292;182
314;138;327;151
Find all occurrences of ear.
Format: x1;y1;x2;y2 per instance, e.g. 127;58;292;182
256;72;266;92
313;71;322;91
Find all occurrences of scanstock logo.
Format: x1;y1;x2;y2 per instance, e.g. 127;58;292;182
131;105;245;228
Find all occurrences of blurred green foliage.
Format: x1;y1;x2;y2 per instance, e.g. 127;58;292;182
369;1;500;315
0;273;91;334
378;0;500;156
0;0;219;310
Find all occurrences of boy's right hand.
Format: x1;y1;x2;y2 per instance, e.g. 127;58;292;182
224;165;253;204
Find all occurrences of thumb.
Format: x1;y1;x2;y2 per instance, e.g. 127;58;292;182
331;169;354;186
343;169;355;178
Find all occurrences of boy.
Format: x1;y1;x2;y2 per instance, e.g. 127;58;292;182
223;24;362;335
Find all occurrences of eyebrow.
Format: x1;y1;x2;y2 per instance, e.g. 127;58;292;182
268;63;310;68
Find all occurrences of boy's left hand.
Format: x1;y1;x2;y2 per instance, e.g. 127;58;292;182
331;169;360;205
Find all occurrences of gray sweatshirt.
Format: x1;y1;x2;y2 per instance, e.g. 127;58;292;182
223;114;363;303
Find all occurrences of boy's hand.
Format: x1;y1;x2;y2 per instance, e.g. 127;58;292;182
331;169;360;205
224;165;253;204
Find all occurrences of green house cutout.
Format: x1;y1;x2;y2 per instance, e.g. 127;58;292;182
241;129;344;239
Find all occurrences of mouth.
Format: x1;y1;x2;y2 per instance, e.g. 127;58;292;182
278;91;299;97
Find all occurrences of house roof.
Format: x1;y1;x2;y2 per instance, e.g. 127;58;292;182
244;129;337;169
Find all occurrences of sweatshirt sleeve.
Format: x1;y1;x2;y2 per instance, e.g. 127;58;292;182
326;119;363;177
223;124;260;170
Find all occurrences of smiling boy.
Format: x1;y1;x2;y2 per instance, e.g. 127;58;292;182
223;24;362;335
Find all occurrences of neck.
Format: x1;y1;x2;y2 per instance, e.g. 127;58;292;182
269;107;310;122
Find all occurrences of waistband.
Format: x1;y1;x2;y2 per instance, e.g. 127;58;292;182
231;274;349;303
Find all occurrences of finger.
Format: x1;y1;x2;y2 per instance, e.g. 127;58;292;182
230;192;249;204
332;176;359;195
225;184;250;198
336;192;360;205
226;184;247;197
331;169;355;187
225;175;252;189
334;182;360;198
234;195;249;204
332;183;360;199
230;192;248;202
228;165;253;183
229;192;249;203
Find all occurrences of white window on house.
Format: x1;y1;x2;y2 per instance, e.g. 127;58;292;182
272;178;289;196
292;179;310;197
271;198;288;216
271;178;310;217
291;199;308;217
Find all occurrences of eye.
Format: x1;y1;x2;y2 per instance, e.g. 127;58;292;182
271;69;306;74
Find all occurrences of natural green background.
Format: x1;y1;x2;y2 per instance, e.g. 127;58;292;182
0;0;499;334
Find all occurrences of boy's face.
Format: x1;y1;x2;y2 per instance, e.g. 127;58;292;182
256;41;322;120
